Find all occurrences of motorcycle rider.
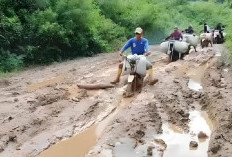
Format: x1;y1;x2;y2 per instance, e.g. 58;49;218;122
185;25;194;34
165;27;183;41
215;23;224;40
111;27;158;85
204;23;211;33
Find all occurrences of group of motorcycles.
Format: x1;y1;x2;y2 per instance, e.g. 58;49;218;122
121;26;226;97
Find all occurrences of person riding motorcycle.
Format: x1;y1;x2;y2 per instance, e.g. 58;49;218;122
185;25;194;34
111;27;158;85
204;23;211;33
215;23;224;40
165;27;183;41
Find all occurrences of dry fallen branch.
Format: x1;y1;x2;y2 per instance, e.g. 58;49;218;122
77;83;115;90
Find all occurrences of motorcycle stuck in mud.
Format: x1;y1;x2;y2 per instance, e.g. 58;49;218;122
77;54;155;97
122;54;147;97
160;40;191;62
213;30;225;44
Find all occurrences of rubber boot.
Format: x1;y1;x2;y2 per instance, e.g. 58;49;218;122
148;68;158;85
111;67;122;84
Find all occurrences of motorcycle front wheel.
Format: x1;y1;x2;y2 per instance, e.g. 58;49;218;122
123;74;144;97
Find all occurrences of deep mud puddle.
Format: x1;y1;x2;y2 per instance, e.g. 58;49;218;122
155;111;213;157
187;63;208;91
102;110;213;157
27;76;64;91
114;138;139;157
37;125;97;157
188;79;203;91
37;95;134;157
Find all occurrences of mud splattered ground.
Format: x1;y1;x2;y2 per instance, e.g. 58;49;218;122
0;45;231;157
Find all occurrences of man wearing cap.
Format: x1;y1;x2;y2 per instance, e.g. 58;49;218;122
165;27;183;40
111;27;158;85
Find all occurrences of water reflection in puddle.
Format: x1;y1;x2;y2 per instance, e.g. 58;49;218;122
215;51;222;57
186;64;208;91
114;138;139;157
188;79;203;91
113;111;213;157
155;111;212;157
224;68;228;72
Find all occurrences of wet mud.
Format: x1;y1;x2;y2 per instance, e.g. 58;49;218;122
0;45;231;157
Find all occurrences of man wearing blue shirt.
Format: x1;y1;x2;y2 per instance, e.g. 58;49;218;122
111;27;158;85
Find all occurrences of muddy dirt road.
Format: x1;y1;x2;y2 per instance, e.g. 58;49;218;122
0;45;231;157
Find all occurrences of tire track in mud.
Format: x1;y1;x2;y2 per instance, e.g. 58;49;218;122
87;47;227;157
0;51;126;157
1;45;232;157
198;47;232;157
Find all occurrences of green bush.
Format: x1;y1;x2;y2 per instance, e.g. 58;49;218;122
1;0;232;73
0;0;126;68
0;49;24;72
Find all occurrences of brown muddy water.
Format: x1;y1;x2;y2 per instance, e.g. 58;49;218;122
187;63;208;91
37;79;213;157
27;76;64;91
37;98;213;157
37;125;97;157
112;111;213;157
155;111;213;157
37;95;134;157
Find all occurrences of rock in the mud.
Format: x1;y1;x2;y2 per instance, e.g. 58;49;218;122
0;143;4;152
8;134;17;142
132;130;145;141
181;118;189;123
210;144;221;154
27;100;36;104
190;141;198;148
16;144;22;150
107;143;115;147
147;146;155;156
192;92;202;99
177;110;190;118
215;135;222;140
8;116;13;121
14;98;19;102
72;97;80;102
69;68;76;72
173;79;179;83
135;130;145;138
177;109;185;115
198;131;209;139
12;92;20;96
31;118;43;126
154;139;167;149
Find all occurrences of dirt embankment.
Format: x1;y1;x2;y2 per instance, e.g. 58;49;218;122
201;46;232;156
0;45;231;157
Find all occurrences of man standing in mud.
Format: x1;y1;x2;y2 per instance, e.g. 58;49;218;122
111;27;158;85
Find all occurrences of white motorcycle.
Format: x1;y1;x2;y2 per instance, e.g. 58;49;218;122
213;30;224;44
122;54;147;97
160;40;190;62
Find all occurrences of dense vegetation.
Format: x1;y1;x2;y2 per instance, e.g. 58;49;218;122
0;0;232;72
